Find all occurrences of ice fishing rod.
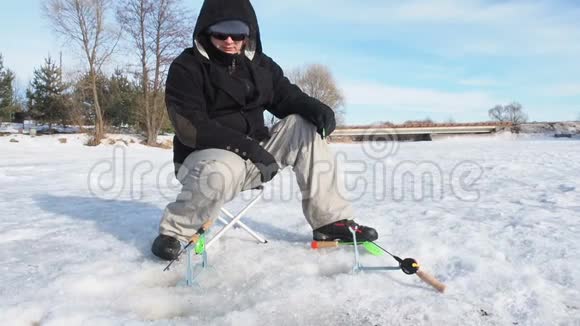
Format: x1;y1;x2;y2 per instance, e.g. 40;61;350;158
311;239;409;264
163;220;213;272
368;241;446;293
311;233;446;293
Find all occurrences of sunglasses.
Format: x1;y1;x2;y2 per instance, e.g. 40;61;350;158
210;32;247;41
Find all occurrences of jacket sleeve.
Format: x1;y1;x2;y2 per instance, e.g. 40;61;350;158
261;54;334;122
165;60;268;164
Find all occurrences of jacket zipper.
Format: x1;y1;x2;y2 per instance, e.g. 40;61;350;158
228;57;236;75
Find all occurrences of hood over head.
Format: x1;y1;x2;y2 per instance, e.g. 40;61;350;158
193;0;262;57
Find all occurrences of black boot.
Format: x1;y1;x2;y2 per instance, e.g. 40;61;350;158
151;234;181;260
313;219;378;242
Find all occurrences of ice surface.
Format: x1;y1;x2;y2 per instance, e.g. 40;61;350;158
0;134;579;325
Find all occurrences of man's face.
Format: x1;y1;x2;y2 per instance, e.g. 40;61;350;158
210;34;246;54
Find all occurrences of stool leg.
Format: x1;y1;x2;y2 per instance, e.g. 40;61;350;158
219;208;268;244
206;189;264;249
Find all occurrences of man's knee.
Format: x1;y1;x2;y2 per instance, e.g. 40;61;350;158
282;114;306;124
277;114;315;133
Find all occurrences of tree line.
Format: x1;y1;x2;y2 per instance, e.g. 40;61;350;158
0;0;347;146
0;0;191;146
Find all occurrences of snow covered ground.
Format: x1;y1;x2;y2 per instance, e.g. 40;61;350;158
0;133;579;325
519;122;580;136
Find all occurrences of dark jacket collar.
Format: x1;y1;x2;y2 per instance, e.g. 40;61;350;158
190;36;273;109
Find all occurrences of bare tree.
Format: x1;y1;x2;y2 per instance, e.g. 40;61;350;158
488;105;502;122
488;102;528;132
117;0;190;145
44;0;120;145
288;64;346;125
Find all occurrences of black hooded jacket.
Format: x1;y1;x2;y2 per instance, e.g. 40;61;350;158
166;0;334;167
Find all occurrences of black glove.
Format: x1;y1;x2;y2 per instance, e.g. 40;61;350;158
254;161;280;183
306;105;336;138
252;146;280;183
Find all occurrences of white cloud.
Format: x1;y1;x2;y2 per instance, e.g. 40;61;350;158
388;0;541;25
256;0;580;58
541;84;580;97
342;81;501;113
459;78;502;87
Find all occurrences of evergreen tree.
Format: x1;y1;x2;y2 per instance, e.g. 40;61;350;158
0;53;16;122
26;56;70;129
73;69;140;129
105;69;139;128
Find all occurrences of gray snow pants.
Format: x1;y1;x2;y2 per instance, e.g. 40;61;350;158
159;114;354;242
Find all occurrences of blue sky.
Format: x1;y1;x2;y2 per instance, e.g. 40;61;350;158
2;0;580;124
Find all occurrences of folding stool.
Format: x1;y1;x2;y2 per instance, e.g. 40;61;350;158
206;185;267;249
